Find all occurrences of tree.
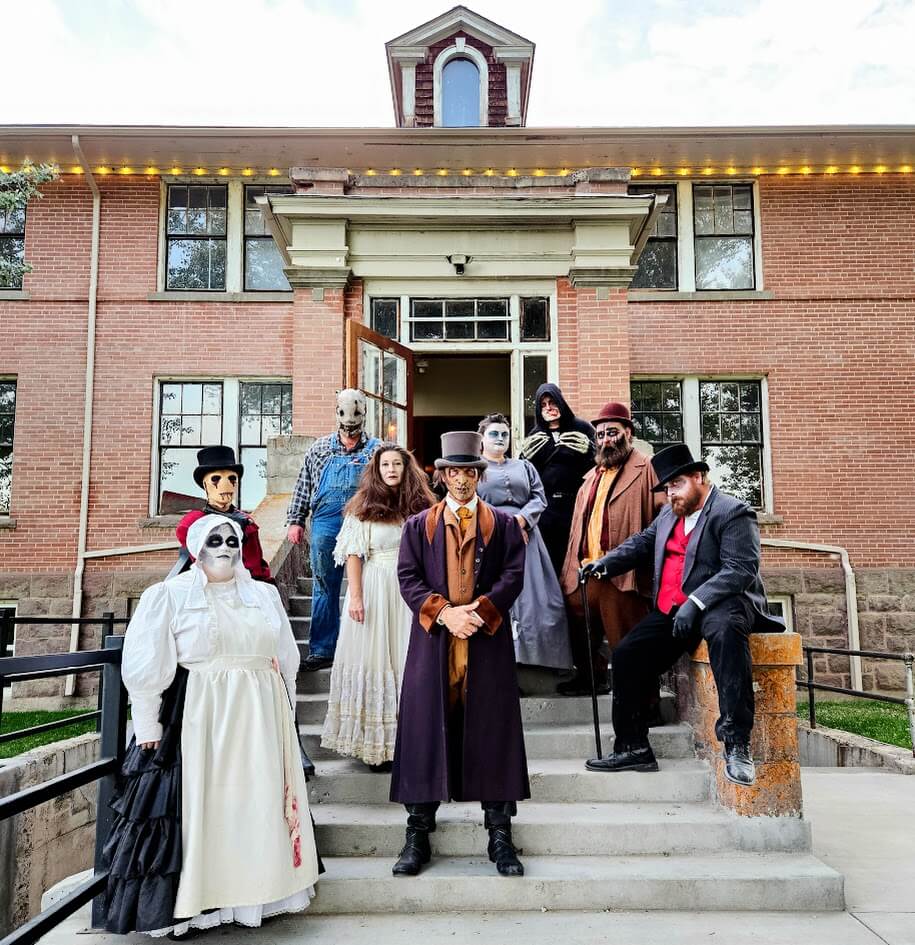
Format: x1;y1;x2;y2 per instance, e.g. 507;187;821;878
0;161;58;288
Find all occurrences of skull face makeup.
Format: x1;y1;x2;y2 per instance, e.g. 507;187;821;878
197;522;241;583
336;389;367;438
203;468;238;512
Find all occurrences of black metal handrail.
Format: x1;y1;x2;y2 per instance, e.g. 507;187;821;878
0;612;128;747
0;632;127;945
799;644;915;758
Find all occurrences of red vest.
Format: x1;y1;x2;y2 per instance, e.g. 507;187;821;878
657;517;689;614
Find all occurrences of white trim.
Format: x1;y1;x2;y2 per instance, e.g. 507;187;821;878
401;62;417;125
505;62;522;125
760;374;775;513
676;182;696;292
433;43;489;128
752;179;765;290
225;180;243;293
156;179;167;292
766;594;795;633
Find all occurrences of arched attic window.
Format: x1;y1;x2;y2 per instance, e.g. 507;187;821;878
442;57;480;126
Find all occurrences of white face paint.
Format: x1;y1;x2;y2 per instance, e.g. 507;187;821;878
482;423;511;459
336;388;367;437
197;522;241;583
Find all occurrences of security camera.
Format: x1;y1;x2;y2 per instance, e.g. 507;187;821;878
447;253;470;275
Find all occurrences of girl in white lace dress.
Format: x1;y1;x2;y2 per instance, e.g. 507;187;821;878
321;444;435;769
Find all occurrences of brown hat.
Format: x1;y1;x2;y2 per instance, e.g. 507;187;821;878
591;401;633;429
433;431;488;470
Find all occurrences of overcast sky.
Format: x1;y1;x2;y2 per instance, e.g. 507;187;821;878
3;0;914;127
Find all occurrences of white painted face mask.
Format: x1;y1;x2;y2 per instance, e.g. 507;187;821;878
196;522;241;583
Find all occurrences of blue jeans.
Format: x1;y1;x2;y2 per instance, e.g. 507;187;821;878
308;518;345;659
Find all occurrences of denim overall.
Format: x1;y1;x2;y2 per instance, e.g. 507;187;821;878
308;437;380;659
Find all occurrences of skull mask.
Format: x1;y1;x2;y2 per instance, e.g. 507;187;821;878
336;388;367;437
196;521;241;583
202;469;238;512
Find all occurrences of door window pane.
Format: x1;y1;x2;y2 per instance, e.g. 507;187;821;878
522;356;548;435
442;57;480;127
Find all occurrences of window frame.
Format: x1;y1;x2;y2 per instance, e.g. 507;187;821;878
692;182;757;291
164;183;229;292
627;179;763;293
628;184;678;290
243;183;294;292
0;204;27;290
433;41;489;127
766;595;795;632
631;374;774;513
0;602;16;685
0;377;16;516
150;375;293;516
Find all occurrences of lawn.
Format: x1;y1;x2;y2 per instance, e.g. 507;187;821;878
0;709;98;759
797;699;913;751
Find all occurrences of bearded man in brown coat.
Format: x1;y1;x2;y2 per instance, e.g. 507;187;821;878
557;402;665;696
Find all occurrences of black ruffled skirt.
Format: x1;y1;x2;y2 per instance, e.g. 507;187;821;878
102;666;188;934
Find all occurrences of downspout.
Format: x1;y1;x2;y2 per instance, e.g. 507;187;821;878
760;538;862;690
66;135;100;696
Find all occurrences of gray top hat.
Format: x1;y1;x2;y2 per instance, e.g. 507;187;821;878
434;431;488;470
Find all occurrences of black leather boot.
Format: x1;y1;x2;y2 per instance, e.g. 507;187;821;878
392;804;436;876
487;824;524;876
723;740;756;786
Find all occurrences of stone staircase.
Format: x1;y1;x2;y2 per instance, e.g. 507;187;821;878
291;577;845;917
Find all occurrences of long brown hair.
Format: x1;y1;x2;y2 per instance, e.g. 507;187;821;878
346;443;435;524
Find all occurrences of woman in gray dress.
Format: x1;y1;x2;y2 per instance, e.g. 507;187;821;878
477;413;572;670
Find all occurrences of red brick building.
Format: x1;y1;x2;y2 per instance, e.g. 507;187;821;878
2;7;913;700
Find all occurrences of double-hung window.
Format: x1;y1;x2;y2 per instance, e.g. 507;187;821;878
628;180;759;291
166;185;228;290
631;377;769;510
244;185;293;290
0;603;15;686
155;378;291;515
0;379;16;514
0;205;26;289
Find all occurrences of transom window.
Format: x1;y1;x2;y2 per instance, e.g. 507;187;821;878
442;57;480;127
410;298;510;342
0;379;16;514
631;376;768;510
0;205;26;289
166;184;228;290
244;185;293;291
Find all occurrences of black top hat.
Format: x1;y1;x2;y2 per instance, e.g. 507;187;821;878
433;431;488;470
193;445;244;487
650;443;709;492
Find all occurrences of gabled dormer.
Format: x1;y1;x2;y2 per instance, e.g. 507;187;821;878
386;6;535;128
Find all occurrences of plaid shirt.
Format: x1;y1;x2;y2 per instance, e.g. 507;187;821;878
286;430;376;526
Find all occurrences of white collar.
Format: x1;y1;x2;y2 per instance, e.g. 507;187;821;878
445;493;479;516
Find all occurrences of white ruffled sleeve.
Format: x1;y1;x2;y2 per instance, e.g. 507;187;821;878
121;582;177;744
333;514;369;565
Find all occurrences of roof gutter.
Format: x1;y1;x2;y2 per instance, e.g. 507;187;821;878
66;134;100;696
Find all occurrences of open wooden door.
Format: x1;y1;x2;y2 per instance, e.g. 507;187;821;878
346;321;413;448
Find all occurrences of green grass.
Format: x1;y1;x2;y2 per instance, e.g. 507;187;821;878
797;699;913;751
0;709;97;759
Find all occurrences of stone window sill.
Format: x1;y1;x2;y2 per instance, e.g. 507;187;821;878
138;515;183;528
147;291;292;303
628;290;774;302
0;516;17;529
0;290;29;301
757;513;785;526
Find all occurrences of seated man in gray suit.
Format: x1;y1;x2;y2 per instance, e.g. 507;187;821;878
581;443;783;786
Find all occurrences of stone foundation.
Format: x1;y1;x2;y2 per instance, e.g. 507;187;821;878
681;632;804;818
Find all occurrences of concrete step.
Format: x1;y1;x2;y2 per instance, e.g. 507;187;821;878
296;576;349;595
299;721;695;761
310;799;795;857
308;757;712;806
308;854;845;914
297;668;332;693
288;594;346;618
297;691;675;726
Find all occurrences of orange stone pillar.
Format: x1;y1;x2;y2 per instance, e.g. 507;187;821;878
683;632;804;817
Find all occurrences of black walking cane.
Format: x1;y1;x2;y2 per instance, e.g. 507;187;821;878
578;571;603;759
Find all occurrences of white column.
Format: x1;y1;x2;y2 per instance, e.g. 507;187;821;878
506;62;522;126
401;63;417;128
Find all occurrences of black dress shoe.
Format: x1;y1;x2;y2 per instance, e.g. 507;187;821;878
585;745;659;773
723;741;756;786
392;827;431;876
487;825;524;876
556;676;610;697
300;654;333;672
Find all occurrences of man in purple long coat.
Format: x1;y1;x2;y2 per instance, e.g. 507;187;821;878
391;431;529;877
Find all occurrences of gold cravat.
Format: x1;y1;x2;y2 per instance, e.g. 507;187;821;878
456;505;473;538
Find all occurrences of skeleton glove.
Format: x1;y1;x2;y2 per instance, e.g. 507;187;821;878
519;431;550;459
557;430;592;454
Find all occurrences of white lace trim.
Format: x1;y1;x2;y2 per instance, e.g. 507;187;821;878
321;666;401;766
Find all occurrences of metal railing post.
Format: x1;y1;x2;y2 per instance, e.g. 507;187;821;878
806;647;817;729
90;633;126;929
904;653;915;760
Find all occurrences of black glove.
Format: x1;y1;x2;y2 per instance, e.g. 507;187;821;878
672;598;701;640
580;558;608;581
